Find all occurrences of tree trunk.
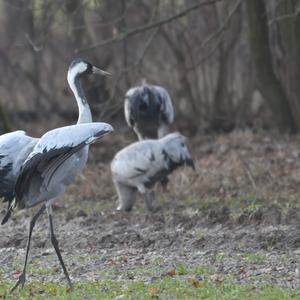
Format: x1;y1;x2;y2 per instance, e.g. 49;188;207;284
211;1;241;131
276;0;300;129
211;43;233;131
246;0;296;132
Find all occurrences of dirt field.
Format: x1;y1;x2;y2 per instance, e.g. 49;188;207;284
1;131;300;289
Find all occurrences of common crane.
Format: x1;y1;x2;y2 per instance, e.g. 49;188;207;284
111;132;194;212
1;59;113;291
124;84;174;140
0;131;38;224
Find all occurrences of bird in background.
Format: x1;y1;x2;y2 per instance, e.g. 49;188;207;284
0;58;113;292
111;132;194;212
124;83;174;141
124;83;175;190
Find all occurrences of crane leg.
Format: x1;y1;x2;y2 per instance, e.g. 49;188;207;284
160;176;169;191
115;181;136;211
48;206;73;289
10;204;46;293
144;190;155;212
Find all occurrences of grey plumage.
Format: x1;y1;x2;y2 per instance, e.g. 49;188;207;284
0;131;38;224
124;84;174;140
2;59;113;293
111;132;194;211
14;123;112;210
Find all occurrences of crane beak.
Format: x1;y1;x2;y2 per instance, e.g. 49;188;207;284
185;157;195;171
92;66;111;76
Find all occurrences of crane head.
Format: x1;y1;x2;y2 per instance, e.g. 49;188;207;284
68;58;110;81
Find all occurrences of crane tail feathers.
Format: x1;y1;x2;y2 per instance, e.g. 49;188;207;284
1;207;12;225
1;198;16;225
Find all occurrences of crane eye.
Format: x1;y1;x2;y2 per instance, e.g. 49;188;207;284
181;142;185;147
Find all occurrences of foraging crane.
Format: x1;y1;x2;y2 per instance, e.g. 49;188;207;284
111;132;194;212
124;84;174;140
1;59;113;292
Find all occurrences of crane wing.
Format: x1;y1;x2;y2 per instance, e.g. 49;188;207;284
124;88;136;127
0;131;37;202
14;122;113;206
154;86;174;124
31;122;113;154
0;131;38;225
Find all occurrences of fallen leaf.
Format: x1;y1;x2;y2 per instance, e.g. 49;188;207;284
148;287;160;298
210;274;224;284
187;277;202;288
239;266;247;274
53;267;60;273
13;270;22;278
107;258;117;265
162;269;176;277
52;202;62;210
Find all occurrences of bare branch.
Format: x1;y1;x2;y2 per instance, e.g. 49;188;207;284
268;13;298;25
201;0;242;48
76;0;222;53
186;38;221;72
186;0;241;72
99;27;160;120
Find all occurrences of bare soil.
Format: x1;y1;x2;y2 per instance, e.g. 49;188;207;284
0;131;300;288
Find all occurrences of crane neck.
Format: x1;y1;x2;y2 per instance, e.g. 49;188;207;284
68;74;92;124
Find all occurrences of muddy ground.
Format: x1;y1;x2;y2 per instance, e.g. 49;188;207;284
0;131;300;289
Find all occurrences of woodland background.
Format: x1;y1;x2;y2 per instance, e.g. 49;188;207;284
0;0;299;135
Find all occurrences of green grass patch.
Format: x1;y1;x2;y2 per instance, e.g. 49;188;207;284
0;264;300;300
1;277;299;300
179;192;300;224
239;253;267;264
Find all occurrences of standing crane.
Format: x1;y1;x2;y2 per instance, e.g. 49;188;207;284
1;59;113;291
124;84;174;140
124;84;175;190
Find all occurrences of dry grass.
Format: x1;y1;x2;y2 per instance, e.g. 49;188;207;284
52;129;300;224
